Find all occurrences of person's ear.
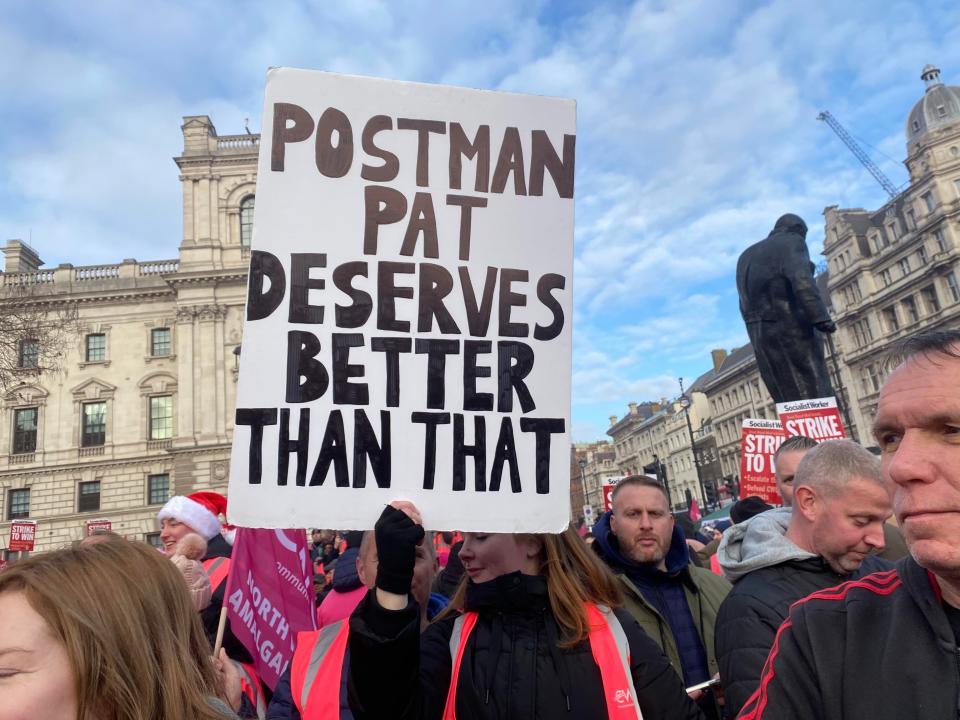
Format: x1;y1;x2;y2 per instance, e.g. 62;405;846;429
794;485;818;521
523;535;543;559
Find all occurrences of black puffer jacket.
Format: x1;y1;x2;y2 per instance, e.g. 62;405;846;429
737;558;959;719
716;554;890;716
348;572;703;720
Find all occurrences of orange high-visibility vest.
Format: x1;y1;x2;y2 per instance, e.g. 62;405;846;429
442;603;644;719
203;556;231;592
233;660;267;719
290;621;350;719
203;557;266;719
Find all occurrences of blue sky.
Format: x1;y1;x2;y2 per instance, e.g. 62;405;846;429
2;1;959;441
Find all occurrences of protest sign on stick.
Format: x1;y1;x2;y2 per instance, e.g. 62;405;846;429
228;68;575;532
8;520;36;552
602;477;621;512
776;397;846;441
223;528;316;690
739;419;786;504
85;519;112;536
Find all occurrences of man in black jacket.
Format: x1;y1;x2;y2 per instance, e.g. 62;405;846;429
715;440;891;716
738;330;960;719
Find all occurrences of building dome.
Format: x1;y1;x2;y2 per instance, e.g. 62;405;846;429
906;65;960;142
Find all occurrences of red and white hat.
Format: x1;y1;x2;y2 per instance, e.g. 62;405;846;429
157;491;227;540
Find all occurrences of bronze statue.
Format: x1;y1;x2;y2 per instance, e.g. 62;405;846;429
736;214;837;404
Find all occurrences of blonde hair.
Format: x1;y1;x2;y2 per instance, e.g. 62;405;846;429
0;535;229;720
442;526;622;647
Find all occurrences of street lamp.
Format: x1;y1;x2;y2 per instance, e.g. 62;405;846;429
651;452;670;505
679;377;709;510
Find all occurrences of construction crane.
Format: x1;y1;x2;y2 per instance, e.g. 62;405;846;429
817;111;900;200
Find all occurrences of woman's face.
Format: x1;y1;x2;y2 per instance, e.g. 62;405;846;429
458;533;541;583
0;592;78;720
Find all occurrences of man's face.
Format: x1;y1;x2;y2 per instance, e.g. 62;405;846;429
874;353;960;578
159;517;196;553
411;542;439;611
774;450;806;507
358;534;438;611
807;478;891;574
609;484;674;570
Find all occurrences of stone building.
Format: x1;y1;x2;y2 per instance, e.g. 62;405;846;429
698;346;777;488
605;391;712;510
605;401;658;477
571;440;617;521
823;64;960;434
0;116;257;556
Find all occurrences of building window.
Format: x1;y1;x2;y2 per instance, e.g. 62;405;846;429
18;339;39;369
147;473;170;505
954;178;960;198
85;333;106;362
922;285;941;313
149;396;173;440
851;318;873;348
870;234;882;254
145;533;163;549
902;295;920;324
880;268;893;287
898;257;911;276
947;273;960;303
8;488;29;520
883;306;900;332
936;229;950;252
77;481;101;512
240;196;255;248
150;328;171;357
12;407;38;454
81;401;107;447
923;192;936;213
888;221;900;240
917;245;928;265
905;208;916;230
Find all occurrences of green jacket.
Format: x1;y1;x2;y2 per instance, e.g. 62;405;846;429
616;566;731;681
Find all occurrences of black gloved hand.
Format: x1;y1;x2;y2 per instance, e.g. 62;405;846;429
374;505;425;595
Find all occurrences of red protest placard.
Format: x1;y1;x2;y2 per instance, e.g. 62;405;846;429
739;419;786;504
602;477;620;512
86;519;113;536
9;520;37;552
776;397;846;441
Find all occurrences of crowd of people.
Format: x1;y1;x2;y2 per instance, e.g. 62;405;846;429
3;327;960;719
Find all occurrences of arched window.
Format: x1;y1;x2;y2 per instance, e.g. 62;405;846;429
240;196;255;248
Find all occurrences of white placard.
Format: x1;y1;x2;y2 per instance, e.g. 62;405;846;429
228;68;575;532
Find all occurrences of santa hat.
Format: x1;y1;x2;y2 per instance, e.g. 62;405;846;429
157;491;227;540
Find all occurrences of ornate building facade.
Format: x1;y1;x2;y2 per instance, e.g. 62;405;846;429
824;65;960;434
1;116;257;556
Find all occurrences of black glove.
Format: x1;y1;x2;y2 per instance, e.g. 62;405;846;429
374;505;425;595
815;320;837;333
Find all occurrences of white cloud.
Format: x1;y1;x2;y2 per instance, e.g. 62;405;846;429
2;0;958;443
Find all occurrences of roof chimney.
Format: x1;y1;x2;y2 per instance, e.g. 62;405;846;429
3;240;43;273
711;348;728;371
628;402;638;415
609;415;618;427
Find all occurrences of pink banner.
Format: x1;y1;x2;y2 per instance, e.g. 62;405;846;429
225;528;317;689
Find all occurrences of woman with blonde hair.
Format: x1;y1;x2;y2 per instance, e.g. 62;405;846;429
345;502;702;719
0;535;240;720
